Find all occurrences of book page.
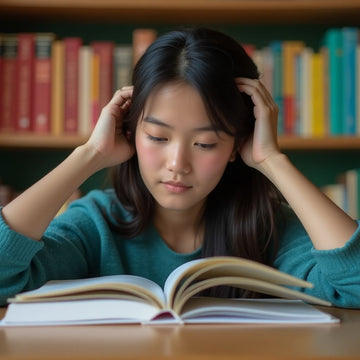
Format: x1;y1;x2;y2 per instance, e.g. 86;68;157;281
180;298;339;324
163;257;312;309
13;275;166;309
1;299;161;326
173;276;330;314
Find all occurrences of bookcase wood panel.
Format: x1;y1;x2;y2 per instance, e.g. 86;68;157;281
1;134;360;151
1;0;360;23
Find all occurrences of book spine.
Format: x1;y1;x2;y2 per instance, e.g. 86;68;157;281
132;28;157;66
64;37;82;134
0;35;17;132
51;40;65;136
0;35;4;132
90;41;114;115
91;52;100;129
15;33;35;133
342;27;358;135
78;45;92;136
311;52;325;137
282;41;305;135
269;41;284;135
324;28;343;135
33;33;55;134
113;44;133;90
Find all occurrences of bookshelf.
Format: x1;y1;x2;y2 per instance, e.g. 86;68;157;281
1;0;360;192
2;134;360;151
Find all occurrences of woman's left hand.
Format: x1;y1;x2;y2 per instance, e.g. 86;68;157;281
235;77;280;172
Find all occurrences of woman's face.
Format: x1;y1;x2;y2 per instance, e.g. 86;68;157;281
135;82;236;215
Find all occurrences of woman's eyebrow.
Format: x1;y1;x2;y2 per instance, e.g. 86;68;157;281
143;116;216;132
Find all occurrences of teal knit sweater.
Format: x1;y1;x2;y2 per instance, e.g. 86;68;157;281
1;189;360;307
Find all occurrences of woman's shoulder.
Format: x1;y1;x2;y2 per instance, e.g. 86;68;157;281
66;188;132;223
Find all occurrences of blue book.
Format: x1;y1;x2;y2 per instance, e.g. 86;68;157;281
342;27;358;135
323;28;343;135
270;41;284;135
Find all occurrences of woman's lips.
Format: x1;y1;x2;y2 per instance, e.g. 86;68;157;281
162;181;192;194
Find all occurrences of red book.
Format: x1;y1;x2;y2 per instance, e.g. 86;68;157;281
33;33;55;134
0;35;18;132
15;33;35;132
64;37;82;134
132;28;157;66
90;41;114;127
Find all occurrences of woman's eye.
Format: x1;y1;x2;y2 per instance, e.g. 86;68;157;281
147;134;167;142
195;142;217;149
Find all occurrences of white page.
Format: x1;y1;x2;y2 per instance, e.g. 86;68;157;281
181;298;339;324
15;275;166;308
1;299;160;326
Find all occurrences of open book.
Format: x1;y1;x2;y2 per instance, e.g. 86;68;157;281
0;256;339;326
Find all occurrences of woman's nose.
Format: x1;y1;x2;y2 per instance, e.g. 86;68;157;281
166;145;191;175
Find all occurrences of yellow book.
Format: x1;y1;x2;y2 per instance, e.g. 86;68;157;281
51;40;64;136
91;53;100;128
311;52;325;137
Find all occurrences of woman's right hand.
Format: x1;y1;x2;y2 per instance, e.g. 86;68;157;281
85;86;135;170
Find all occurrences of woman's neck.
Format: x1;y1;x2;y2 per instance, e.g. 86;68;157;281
154;204;205;254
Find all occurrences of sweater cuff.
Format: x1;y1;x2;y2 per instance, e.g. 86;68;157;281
0;207;43;264
311;220;360;277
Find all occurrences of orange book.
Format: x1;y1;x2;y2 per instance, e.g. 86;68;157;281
0;34;17;132
91;53;100;129
132;28;157;66
90;41;114;126
51;40;65;136
282;41;305;134
64;37;82;134
33;33;55;134
15;33;35;132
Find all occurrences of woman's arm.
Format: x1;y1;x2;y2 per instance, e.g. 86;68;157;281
2;88;134;241
236;78;357;250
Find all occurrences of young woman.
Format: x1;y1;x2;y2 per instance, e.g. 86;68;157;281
1;28;359;307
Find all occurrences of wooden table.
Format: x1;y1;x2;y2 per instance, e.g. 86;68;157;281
1;306;359;359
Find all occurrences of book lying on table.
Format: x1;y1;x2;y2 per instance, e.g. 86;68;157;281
0;256;339;326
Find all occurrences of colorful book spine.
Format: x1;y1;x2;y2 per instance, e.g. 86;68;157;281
342;27;358;135
51;40;64;136
90;41;114;126
64;37;82;134
0;34;17;132
269;41;284;135
132;28;157;66
310;52;325;137
15;33;35;132
78;45;92;136
323;28;343;135
33;33;55;134
113;44;133;91
282;41;305;135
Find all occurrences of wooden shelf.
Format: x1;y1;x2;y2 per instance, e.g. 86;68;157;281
1;133;360;151
0;134;88;149
1;0;360;24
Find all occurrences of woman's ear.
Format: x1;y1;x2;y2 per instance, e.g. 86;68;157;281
229;149;238;162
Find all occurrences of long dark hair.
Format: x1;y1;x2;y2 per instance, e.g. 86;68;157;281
112;28;283;297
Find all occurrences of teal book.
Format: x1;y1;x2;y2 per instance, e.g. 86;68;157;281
323;28;343;135
270;41;284;135
342;27;358;135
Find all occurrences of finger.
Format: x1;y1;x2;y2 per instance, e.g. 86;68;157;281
108;88;133;107
235;78;274;104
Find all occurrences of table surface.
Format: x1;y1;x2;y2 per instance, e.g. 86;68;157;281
1;305;360;360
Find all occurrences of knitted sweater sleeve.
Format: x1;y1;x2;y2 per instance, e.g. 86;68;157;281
274;206;360;308
0;190;124;306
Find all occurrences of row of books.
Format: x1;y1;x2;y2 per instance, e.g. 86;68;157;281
322;168;360;219
250;27;360;136
1;27;360;137
0;29;157;136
